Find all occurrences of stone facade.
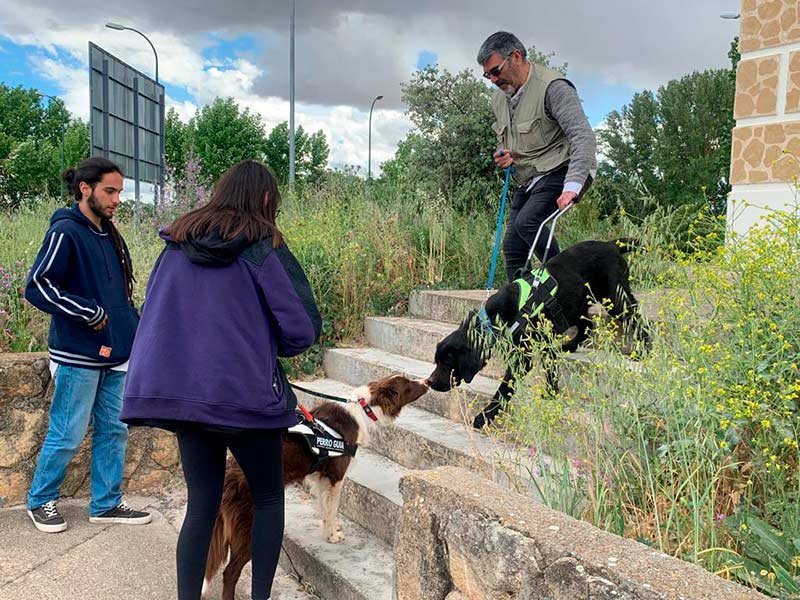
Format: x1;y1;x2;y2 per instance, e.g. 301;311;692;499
0;352;180;507
728;0;800;235
395;466;768;600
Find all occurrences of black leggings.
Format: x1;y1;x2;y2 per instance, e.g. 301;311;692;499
176;427;284;600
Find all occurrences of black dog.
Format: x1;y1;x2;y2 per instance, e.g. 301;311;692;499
426;239;651;429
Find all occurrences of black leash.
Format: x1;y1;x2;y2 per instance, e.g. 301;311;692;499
289;382;350;404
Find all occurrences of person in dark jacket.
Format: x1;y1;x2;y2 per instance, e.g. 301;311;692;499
121;160;322;600
24;156;151;533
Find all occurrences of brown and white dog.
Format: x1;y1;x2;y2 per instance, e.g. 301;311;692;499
202;374;428;600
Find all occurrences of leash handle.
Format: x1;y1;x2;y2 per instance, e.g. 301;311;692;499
487;167;512;290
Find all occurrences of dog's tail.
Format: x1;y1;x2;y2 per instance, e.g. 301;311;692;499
203;513;228;594
611;237;644;254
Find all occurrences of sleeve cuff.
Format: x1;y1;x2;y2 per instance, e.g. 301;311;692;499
563;181;583;196
87;306;106;327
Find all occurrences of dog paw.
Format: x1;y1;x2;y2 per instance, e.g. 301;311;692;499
326;529;346;544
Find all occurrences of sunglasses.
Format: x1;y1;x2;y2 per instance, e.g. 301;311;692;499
483;56;509;80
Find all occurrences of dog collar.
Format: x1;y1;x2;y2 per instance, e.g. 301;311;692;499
358;398;379;422
477;306;495;339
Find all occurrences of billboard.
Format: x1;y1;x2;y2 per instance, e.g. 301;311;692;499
89;42;164;193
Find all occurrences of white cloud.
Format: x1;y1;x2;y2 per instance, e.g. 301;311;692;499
1;0;740;172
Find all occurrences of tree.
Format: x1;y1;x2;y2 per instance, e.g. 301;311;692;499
164;107;191;174
188;97;267;182
387;65;497;212
263;121;329;185
596;41;737;220
0;84;82;208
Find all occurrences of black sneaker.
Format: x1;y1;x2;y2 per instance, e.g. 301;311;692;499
27;500;67;533
89;500;152;525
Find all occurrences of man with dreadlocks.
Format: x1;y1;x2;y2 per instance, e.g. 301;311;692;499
23;156;151;533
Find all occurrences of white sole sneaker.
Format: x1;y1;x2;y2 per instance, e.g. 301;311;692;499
89;513;153;525
27;509;68;533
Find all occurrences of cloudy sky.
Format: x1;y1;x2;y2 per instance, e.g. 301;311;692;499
0;0;740;173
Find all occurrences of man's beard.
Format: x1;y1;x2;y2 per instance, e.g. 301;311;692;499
86;192;109;221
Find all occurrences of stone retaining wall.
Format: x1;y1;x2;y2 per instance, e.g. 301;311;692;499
0;352;179;507
395;466;768;600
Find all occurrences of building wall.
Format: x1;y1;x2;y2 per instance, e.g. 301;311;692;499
729;0;800;235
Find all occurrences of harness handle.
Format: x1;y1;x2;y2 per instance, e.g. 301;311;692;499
522;204;573;273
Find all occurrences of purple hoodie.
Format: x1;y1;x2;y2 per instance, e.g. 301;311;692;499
121;231;321;430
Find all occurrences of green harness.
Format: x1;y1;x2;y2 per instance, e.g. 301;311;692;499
509;268;570;335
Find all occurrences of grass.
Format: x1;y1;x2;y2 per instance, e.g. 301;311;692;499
5;178;797;596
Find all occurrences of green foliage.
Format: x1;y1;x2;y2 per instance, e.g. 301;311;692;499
163;99;330;189
486;201;800;597
264;121;329;185
382;65;498;213
187;97;268;182
597;66;735;223
0;84;85;208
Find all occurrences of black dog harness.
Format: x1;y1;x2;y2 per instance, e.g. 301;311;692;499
287;405;360;473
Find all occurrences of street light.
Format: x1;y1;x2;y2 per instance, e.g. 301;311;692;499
105;22;158;82
105;21;163;226
367;95;384;181
720;12;740;19
36;92;67;202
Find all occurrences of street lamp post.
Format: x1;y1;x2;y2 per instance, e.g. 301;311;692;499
367;95;383;181
37;93;67;202
105;22;158;82
105;22;162;227
289;0;296;187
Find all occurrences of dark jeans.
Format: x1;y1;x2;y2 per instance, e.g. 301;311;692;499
502;166;592;282
176;427;284;600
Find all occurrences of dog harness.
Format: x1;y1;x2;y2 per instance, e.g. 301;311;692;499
288;405;358;473
510;268;570;335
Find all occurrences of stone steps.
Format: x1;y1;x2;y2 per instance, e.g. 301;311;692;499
282;487;393;600
408;287;677;326
276;286;656;599
322;346;494;421
365;314;608;379
292;379;532;486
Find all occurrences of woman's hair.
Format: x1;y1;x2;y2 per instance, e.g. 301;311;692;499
63;157;135;303
167;160;283;247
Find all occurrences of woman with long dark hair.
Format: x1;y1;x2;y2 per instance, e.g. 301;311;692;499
121;160;321;600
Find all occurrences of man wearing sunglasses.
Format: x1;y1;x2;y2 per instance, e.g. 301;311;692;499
478;31;596;281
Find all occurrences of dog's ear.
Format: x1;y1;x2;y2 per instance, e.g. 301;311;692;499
457;348;483;384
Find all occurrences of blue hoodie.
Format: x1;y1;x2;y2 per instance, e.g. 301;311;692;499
24;204;139;369
120;231;322;431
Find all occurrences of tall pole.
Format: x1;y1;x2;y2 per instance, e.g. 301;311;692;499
289;0;296;186
368;95;383;181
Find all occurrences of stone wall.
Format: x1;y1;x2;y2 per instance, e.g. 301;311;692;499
728;0;800;235
395;466;768;600
0;352;180;507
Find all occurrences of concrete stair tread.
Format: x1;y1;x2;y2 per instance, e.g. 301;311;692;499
292;378;524;478
346;446;407;506
323;346;499;396
409;287;677;324
365;316;619;367
283;486;393;600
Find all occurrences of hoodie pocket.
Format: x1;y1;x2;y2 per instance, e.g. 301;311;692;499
272;360;296;411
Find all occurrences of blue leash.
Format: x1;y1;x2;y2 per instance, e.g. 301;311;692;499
486;167;511;290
